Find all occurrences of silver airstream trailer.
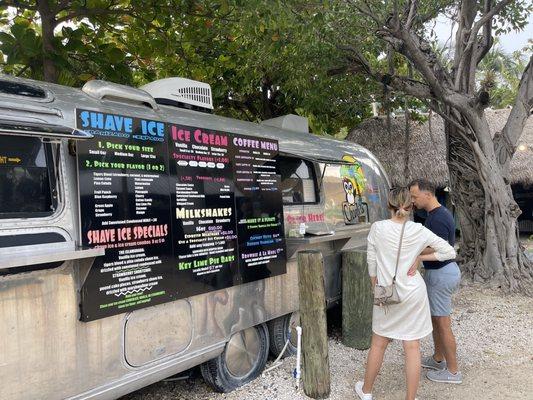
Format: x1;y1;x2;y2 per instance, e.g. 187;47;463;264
0;75;390;399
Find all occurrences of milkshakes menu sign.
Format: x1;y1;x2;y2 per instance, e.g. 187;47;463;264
76;109;285;321
168;125;238;298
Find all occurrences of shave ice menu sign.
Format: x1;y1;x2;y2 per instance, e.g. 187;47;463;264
76;109;285;321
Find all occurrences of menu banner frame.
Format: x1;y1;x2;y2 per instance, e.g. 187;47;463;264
76;109;286;321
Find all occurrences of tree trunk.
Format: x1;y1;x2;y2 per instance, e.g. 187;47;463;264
340;0;533;294
37;0;59;83
446;116;533;294
447;124;485;276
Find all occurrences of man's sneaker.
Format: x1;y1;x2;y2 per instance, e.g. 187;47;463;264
426;369;463;384
355;381;372;400
421;356;447;370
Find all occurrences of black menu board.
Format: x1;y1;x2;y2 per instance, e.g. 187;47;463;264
168;125;239;297
77;110;175;321
77;110;286;321
232;134;286;283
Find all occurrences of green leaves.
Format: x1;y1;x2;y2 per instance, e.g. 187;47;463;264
0;15;42;76
493;0;533;35
105;47;126;64
0;32;15;46
478;41;531;108
0;0;450;136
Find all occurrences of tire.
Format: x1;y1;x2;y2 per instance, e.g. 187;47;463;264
200;323;269;393
268;312;299;358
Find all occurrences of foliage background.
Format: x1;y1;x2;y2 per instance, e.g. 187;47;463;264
0;1;530;135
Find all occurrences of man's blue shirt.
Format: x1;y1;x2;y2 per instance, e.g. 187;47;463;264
423;205;455;270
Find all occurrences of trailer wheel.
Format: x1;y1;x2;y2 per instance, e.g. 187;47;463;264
200;323;269;393
268;312;299;358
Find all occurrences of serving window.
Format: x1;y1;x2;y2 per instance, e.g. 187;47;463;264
0;136;57;219
276;156;318;205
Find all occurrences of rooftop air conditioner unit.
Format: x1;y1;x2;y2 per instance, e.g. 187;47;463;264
140;78;213;112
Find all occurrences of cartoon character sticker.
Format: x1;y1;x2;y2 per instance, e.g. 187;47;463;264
343;178;356;205
340;155;368;224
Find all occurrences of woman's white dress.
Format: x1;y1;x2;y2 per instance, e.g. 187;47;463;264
367;220;456;340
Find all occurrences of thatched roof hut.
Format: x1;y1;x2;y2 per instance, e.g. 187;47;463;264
347;108;533;188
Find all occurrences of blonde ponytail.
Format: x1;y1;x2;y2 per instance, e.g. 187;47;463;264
388;187;412;217
396;207;410;218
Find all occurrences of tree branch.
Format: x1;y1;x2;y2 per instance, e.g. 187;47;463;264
336;45;434;99
498;55;533;165
453;0;477;90
473;0;513;33
379;26;466;111
456;0;513;86
426;100;470;138
475;0;494;66
348;0;458;105
346;0;381;27
395;28;445;94
56;7;134;24
405;0;417;29
54;0;72;13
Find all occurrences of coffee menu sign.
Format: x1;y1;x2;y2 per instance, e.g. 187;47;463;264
76;110;286;321
232;134;286;283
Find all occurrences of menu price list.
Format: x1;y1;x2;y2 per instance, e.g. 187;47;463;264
232;134;286;283
77;112;286;321
169;124;239;295
77;109;174;321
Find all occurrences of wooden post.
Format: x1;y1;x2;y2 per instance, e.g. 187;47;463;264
342;249;372;350
297;250;330;399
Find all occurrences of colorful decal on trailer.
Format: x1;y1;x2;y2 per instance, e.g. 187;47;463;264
339;155;369;224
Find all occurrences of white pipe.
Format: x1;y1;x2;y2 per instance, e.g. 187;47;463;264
295;326;302;390
263;338;290;374
371;102;379;117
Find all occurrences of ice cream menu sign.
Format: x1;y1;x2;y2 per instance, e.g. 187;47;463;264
168;124;239;297
76;109;286;321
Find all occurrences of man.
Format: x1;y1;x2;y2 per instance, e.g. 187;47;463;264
408;179;463;384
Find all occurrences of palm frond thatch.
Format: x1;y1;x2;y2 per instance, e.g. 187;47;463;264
347;108;533;187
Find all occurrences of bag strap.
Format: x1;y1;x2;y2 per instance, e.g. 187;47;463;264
393;221;407;282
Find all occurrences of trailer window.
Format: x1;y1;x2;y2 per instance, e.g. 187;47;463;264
0;136;57;218
276;156;318;204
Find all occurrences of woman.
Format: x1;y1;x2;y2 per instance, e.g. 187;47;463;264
355;188;456;400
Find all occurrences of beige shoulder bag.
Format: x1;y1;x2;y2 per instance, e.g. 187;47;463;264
373;221;406;306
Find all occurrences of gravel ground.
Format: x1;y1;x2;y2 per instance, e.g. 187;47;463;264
121;285;533;400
